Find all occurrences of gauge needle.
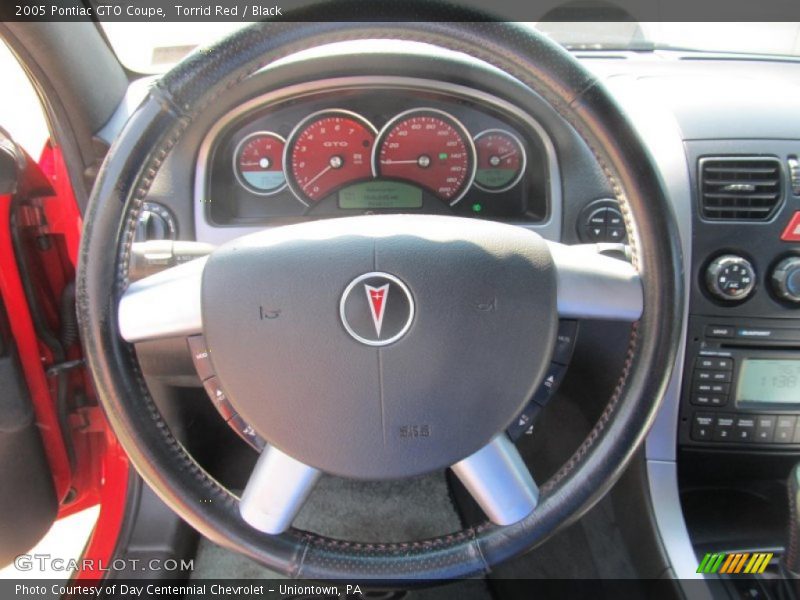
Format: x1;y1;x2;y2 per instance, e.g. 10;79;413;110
302;165;332;190
381;159;419;165
499;150;517;160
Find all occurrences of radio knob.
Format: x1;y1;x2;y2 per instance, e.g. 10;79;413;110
705;255;756;302
771;256;800;304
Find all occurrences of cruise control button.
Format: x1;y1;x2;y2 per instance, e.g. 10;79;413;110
691;413;714;441
755;415;777;443
552;320;578;365
187;335;214;381
713;414;735;442
734;417;756;442
775;416;797;443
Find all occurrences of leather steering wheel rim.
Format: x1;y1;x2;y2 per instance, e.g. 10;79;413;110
77;4;683;580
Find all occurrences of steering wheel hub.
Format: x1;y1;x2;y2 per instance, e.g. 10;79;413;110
201;215;558;479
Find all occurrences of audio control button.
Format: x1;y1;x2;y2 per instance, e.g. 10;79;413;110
775;416;797;443
713;414;735;442
734;417;756;442
755;415;777;443
187;335;214;381
696;357;733;371
705;325;735;338
691;413;714;441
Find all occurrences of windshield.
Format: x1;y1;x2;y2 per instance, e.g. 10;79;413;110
101;22;800;74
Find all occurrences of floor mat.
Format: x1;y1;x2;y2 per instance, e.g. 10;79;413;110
190;473;492;599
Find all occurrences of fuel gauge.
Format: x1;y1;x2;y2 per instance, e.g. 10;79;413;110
473;129;526;193
234;132;287;195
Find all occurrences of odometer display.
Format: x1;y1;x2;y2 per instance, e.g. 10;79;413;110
233;132;287;195
373;109;475;205
285;110;376;204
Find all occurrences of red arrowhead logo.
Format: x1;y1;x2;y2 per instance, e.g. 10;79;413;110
364;283;390;336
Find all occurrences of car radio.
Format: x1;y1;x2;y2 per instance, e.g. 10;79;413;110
680;316;800;449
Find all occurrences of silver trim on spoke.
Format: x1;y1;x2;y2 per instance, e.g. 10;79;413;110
451;434;538;526
239;445;321;535
548;242;643;322
118;257;206;343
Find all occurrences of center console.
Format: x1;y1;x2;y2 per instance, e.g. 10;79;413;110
678;140;800;582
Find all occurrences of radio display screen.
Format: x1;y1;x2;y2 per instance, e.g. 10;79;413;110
736;359;800;406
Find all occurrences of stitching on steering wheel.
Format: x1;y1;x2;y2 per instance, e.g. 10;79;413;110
111;22;640;561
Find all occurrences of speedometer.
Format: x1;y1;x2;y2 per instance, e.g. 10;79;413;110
373;108;476;205
285;109;377;205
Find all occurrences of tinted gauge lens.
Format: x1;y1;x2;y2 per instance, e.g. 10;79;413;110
234;132;287;195
286;110;377;204
473;130;526;193
374;109;476;205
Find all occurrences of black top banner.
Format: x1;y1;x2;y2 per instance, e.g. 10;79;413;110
2;0;800;22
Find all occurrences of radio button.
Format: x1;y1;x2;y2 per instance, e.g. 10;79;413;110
691;413;714;441
755;415;777;443
695;382;730;395
775;416;797;443
793;420;800;444
694;370;732;383
692;394;711;406
713;414;735;442
705;325;734;338
734;417;756;442
696;357;733;371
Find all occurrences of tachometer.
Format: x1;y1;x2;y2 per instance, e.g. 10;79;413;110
373;108;476;205
473;129;526;193
285;110;377;205
233;132;287;195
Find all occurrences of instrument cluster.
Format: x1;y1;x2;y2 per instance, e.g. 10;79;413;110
205;86;550;225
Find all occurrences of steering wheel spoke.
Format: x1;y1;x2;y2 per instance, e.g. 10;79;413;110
450;434;539;526
547;241;643;322
118;257;206;343
240;445;321;535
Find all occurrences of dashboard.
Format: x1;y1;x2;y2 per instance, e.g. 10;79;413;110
112;41;800;586
198;80;554;227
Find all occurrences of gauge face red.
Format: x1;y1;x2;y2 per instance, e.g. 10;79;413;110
373;109;475;204
286;111;376;204
234;132;287;195
474;130;526;192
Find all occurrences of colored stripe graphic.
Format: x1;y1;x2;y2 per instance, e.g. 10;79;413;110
698;552;773;574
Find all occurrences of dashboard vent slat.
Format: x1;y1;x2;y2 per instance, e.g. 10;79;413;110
699;157;783;221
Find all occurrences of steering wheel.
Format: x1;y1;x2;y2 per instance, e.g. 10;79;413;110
77;6;682;581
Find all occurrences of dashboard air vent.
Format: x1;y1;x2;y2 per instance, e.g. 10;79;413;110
699;157;783;221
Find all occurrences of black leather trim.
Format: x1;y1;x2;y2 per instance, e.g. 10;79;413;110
77;4;683;580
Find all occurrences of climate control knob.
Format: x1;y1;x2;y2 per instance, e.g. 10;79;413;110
705;255;756;302
771;256;800;304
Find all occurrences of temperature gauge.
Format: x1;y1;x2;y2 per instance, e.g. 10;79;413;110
473;129;526;193
234;132;287;195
